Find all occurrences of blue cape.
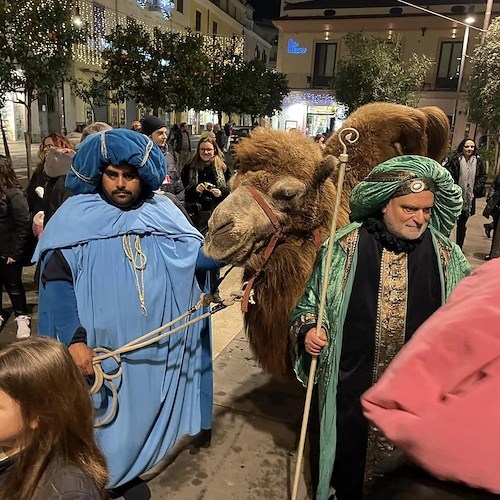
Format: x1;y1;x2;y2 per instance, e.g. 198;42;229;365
36;193;213;488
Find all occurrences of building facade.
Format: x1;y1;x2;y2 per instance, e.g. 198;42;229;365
1;0;272;141
273;0;498;145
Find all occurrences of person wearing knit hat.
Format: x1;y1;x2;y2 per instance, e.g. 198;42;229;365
140;115;168;149
290;155;470;500
140;116;186;205
34;128;220;495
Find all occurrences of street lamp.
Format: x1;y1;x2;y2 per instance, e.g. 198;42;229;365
72;3;82;27
451;16;475;144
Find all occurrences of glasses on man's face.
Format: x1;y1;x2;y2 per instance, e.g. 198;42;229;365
200;148;214;154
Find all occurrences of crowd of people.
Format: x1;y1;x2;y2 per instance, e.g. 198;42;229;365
0;121;499;500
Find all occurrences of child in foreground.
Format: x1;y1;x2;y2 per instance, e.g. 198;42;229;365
0;336;108;499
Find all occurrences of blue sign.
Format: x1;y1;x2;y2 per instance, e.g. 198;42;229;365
288;39;307;54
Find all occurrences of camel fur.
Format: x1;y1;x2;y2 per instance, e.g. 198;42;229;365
205;102;450;378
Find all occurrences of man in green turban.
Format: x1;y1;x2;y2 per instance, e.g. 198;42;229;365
290;155;470;500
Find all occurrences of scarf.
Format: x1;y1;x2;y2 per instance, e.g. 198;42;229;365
188;158;227;190
458;154;477;215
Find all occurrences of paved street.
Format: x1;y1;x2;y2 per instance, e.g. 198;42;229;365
0;141;494;499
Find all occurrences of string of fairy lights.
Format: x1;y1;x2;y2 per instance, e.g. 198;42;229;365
5;0;73;59
72;0;244;67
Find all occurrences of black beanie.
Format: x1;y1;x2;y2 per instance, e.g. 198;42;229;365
141;115;166;136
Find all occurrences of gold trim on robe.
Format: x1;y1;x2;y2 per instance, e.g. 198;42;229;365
364;248;408;488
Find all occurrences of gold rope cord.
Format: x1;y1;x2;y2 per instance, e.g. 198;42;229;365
122;234;147;314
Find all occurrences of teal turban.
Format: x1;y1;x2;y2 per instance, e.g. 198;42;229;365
350;155;463;236
66;128;166;195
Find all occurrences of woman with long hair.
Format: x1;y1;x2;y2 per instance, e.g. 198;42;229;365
25;133;72;216
181;136;231;234
0;337;108;499
0;156;31;338
444;138;487;249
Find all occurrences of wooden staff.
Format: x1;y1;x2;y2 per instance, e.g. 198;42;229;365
291;127;360;500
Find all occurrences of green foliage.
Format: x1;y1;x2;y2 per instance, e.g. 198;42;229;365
207;38;245;120
479;144;496;165
71;77;108;120
0;0;83;106
238;60;289;118
102;21;210;113
469;18;500;130
332;32;433;112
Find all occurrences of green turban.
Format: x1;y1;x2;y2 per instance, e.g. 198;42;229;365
350;155;463;236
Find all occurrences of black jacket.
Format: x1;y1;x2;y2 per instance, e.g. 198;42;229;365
25;169;46;215
43;175;71;225
173;129;191;153
444;153;487;215
0;456;101;499
0;187;30;261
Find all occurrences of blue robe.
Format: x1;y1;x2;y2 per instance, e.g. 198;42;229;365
35;193;213;488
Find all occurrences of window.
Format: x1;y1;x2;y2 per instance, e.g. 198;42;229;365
195;10;202;32
435;41;462;90
313;43;337;88
176;0;183;14
212;21;218;35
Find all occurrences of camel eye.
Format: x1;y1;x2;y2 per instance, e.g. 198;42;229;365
273;188;299;201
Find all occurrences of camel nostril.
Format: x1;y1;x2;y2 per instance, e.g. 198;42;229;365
210;221;235;237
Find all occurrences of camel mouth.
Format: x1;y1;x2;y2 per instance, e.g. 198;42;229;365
205;227;268;265
208;220;235;239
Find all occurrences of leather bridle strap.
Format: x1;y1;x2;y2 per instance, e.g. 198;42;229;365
240;186;322;312
245;185;282;230
241;186;287;312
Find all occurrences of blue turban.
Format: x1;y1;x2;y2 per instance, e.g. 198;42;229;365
66;128;166;194
350;155;463;236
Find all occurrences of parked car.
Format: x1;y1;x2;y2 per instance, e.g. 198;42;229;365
229;126;252;146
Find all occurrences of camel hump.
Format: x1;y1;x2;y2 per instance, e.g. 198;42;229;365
418;106;451;163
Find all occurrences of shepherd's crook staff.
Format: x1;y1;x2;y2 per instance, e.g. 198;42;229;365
291;127;360;500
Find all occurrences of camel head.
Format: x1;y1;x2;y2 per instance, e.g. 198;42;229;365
205;128;338;269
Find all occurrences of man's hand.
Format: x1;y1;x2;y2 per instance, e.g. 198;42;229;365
210;188;222;197
196;183;206;194
6;257;15;264
68;343;95;375
304;327;328;357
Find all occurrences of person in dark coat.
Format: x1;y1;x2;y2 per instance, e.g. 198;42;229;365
444;138;487;249
26;133;72;217
484;172;500;260
0;337;108;499
43;148;75;226
0;155;31;338
174;122;192;171
181;136;230;234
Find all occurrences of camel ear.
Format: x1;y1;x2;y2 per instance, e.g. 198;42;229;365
314;154;338;186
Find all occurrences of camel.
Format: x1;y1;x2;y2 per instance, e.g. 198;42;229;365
205;102;450;378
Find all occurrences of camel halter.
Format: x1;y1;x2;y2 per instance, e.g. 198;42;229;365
240;185;321;313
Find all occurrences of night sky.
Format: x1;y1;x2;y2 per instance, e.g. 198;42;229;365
247;0;281;21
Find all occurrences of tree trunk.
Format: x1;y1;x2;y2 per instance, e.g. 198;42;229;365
218;110;222;126
153;107;159;117
0;114;11;160
25;90;34;179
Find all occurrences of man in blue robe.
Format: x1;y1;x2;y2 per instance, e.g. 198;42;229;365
34;129;217;493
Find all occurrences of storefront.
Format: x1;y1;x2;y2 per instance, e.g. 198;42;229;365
279;91;348;136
